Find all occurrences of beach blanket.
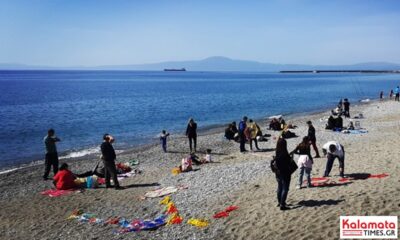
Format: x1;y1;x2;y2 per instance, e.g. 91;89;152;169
368;173;389;179
41;189;77;197
304;177;352;187
144;185;187;198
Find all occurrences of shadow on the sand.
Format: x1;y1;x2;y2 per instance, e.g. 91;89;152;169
123;183;160;189
311;182;352;188
297;199;345;207
346;173;371;180
252;148;275;152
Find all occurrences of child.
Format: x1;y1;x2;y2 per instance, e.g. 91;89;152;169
201;149;213;163
180;155;193;172
160;130;170;153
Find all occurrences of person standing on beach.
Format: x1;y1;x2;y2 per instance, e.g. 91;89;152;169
380;91;384;100
395;86;400;101
275;137;292;210
306;121;320;158
160;130;170;153
290;136;313;189
343;99;350;118
390;89;394;100
238;116;248;152
322;141;345;178
247;119;261;151
101;134;123;190
43;129;60;180
186;118;197;153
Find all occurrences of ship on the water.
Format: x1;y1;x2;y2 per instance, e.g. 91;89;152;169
164;68;186;71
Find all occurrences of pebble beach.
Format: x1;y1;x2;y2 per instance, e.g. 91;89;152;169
0;99;399;240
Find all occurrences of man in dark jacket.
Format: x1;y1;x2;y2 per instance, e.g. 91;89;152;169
43;128;60;180
101;134;123;190
238;116;248;152
307;121;320;158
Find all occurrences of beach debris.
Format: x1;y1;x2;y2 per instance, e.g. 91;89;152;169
213;205;239;219
144;185;188;198
171;167;181;176
187;218;209;228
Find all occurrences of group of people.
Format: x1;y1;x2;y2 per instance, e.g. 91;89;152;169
274;120;345;210
237;117;265;152
43;129;124;190
385;86;400;101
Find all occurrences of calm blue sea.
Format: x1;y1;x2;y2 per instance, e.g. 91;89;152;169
0;70;398;168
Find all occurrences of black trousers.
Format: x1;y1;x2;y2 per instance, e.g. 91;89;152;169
103;161;120;187
188;136;197;152
43;152;59;179
239;132;246;152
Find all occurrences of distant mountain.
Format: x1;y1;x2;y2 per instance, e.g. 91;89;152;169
1;57;400;71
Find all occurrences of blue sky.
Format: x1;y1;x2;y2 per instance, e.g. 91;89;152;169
1;0;400;66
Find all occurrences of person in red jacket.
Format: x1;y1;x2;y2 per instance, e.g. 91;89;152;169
53;163;78;190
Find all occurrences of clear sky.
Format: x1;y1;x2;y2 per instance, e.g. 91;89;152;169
1;0;400;66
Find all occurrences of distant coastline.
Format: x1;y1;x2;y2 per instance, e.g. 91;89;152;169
280;70;400;74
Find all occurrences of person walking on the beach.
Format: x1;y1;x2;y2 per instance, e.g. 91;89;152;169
275;137;292;210
343;98;350;118
238;116;248;152
322;141;345;178
43;128;60;180
306;121;320;158
395;86;400;101
390;89;394;100
101;134;123;190
380;91;384;100
290;136;313;189
186;118;197;153
160;130;170;153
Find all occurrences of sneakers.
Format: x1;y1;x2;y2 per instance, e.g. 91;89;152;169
280;206;290;211
314;155;321;158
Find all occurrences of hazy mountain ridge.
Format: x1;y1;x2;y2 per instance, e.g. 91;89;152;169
1;56;400;71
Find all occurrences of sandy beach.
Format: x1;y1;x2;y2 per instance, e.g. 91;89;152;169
0;99;399;240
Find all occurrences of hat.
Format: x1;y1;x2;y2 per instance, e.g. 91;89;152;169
306;121;312;124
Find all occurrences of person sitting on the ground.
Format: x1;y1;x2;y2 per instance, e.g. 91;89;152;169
346;121;355;130
326;116;335;130
53;163;79;190
180;155;193;172
76;160;105;178
335;115;343;129
322;141;345;178
201;149;213;163
281;126;297;139
225;123;237;141
290;136;313;189
269;118;282;131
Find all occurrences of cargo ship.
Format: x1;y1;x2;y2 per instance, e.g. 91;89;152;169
164;68;186;71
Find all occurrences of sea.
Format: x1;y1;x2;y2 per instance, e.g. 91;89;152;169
0;70;399;169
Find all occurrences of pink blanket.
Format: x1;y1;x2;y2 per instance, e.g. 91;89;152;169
41;189;76;197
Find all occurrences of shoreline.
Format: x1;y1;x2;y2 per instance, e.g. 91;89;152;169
0;97;379;174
